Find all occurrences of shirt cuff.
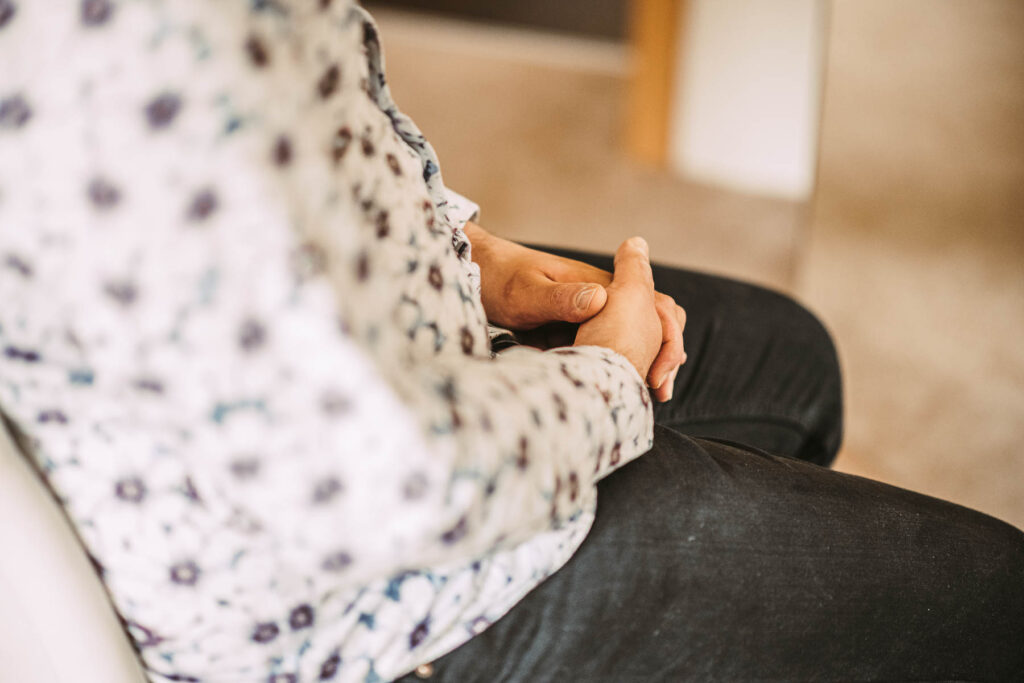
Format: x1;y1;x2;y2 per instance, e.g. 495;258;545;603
442;187;480;229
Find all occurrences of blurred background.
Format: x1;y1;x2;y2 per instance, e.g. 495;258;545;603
365;0;1024;529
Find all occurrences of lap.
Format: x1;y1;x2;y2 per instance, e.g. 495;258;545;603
400;247;1023;681
533;245;842;465
401;426;1024;681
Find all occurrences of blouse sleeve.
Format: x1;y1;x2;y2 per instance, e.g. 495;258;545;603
441;187;480;227
335;342;655;583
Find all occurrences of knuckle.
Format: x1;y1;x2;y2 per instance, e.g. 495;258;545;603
549;284;572;309
666;332;683;355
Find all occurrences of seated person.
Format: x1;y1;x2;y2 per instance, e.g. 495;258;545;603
0;1;1020;681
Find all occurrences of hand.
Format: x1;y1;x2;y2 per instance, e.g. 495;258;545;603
467;223;610;330
521;288;686;401
574;237;663;383
649;290;687;402
466;222;687;401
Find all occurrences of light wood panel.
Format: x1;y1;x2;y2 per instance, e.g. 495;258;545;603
625;0;683;165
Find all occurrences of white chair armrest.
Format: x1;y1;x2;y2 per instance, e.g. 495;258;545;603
0;421;148;683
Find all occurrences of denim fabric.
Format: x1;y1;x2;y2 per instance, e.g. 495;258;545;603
396;248;1024;682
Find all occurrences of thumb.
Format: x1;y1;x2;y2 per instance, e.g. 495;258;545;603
539;281;608;323
612;236;654;288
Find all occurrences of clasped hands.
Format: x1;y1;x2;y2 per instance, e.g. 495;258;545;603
465;223;687;402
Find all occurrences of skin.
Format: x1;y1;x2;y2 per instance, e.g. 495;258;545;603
464;222;686;402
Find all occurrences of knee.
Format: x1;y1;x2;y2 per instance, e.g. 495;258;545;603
747;286;844;462
980;517;1024;610
965;517;1024;675
780;292;842;411
758;287;841;379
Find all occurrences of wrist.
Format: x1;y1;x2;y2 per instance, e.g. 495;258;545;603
463;221;494;270
462;221;492;255
464;221;517;271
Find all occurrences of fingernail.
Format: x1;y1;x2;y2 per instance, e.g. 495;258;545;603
575;285;598;310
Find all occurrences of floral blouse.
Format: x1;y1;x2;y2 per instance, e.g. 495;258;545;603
0;1;654;681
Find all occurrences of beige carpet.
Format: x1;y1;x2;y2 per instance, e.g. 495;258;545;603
370;7;804;291
371;0;1024;529
801;0;1024;528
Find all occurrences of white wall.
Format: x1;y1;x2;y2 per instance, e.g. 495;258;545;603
668;0;827;200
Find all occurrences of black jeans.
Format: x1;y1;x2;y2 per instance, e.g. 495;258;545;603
397;249;1024;682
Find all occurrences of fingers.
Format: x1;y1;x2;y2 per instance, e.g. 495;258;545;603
502;238;649;328
556;282;608;322
612;237;654;290
610;238;686;402
519;275;608;326
647;294;687;402
651;366;679;403
675;304;687;364
547;253;612;288
647;294;685;400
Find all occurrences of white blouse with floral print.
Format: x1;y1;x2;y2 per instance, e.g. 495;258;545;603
0;1;654;681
